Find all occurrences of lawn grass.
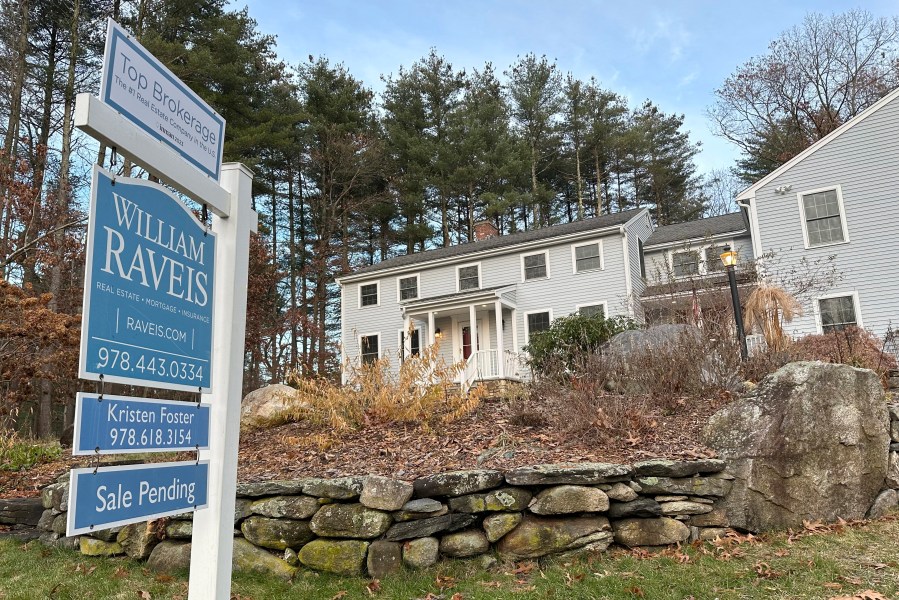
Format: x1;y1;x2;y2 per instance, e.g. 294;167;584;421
1;517;899;599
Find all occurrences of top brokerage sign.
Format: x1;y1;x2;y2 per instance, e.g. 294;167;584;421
100;19;225;180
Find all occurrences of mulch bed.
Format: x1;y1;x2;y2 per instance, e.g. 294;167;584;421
0;394;725;498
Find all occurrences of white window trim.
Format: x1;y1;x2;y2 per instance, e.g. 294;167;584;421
358;280;380;308
520;250;551;282
797;185;850;250
398;326;422;360
455;261;482;292
570;239;604;273
396;272;420;302
523;308;554;345
575;302;608;318
358;332;381;363
668;241;734;279
814;290;862;334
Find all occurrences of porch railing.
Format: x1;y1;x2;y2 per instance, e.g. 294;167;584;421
461;349;525;394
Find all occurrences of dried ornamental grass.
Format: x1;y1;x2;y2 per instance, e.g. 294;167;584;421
283;343;485;432
743;284;802;352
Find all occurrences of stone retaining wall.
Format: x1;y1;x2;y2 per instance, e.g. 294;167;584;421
29;459;733;578
5;400;898;580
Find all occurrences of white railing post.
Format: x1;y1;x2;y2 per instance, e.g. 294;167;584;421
188;163;257;600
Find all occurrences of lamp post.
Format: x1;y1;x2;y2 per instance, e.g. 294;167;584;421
720;245;749;360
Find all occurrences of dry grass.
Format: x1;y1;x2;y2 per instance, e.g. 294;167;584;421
744;284;802;352
282;343;485;436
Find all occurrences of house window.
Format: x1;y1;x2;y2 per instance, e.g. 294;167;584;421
399;329;421;360
522;252;548;280
360;334;379;364
458;264;480;291
573;242;601;272
705;245;727;273
802;188;846;246
398;275;418;301
360;282;379;307
672;251;699;277
578;304;606;319
819;295;858;333
526;311;552;342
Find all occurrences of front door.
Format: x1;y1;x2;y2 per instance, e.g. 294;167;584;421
459;319;484;360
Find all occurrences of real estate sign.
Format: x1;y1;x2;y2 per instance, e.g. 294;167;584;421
67;461;209;536
100;18;225;180
72;393;210;455
79;166;215;392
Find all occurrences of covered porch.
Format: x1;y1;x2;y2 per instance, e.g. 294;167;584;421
400;285;526;392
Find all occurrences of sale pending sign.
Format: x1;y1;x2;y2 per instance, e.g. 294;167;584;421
67;461;209;536
100;19;225;180
79;166;215;392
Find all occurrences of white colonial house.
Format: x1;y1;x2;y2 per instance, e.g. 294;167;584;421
737;86;899;340
336;208;653;390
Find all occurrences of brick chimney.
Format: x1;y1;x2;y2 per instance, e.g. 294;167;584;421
473;220;500;241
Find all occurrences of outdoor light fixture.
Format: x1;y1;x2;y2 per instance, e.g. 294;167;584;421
719;247;738;268
720;245;749;361
435;328;442;339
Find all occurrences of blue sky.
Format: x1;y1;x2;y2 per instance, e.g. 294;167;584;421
234;1;897;176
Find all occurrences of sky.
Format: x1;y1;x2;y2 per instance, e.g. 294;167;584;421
233;1;898;176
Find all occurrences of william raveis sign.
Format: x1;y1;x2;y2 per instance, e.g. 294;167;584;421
100;18;225;180
79;166;215;391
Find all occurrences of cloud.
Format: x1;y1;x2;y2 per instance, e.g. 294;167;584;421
630;15;692;62
678;70;698;88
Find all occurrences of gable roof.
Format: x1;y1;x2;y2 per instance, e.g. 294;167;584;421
644;212;748;247
341;208;646;280
736;85;899;201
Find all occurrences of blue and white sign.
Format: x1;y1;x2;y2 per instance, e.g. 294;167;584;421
79;166;215;392
67;460;208;536
73;393;210;455
100;19;225;180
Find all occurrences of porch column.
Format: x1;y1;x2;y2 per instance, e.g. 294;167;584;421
403;315;412;359
494;301;504;378
469;304;478;355
427;311;435;347
511;308;519;351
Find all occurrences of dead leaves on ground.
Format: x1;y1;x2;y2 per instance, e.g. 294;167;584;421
829;591;890;600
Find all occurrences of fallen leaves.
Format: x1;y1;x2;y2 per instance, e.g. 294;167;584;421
829;591;890;600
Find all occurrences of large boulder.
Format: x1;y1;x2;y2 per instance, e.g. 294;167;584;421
704;361;889;532
240;384;303;429
606;324;697;355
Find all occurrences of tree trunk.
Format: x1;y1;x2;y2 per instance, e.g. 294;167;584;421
49;0;80;313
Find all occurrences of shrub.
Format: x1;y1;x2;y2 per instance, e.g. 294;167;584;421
789;326;897;383
283;343;485;433
525;313;638;373
0;433;62;471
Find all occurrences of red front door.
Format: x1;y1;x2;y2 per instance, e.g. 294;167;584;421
461;325;480;359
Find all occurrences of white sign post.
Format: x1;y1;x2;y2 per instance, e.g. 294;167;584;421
72;18;257;600
188;163;256;600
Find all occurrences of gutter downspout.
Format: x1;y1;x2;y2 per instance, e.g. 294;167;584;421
737;198;764;281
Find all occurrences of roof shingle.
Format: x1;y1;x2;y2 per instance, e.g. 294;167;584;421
645;212;748;247
345;208;645;278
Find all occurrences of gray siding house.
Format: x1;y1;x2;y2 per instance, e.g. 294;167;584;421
737;86;899;339
336;208;653;388
641;212;756;324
